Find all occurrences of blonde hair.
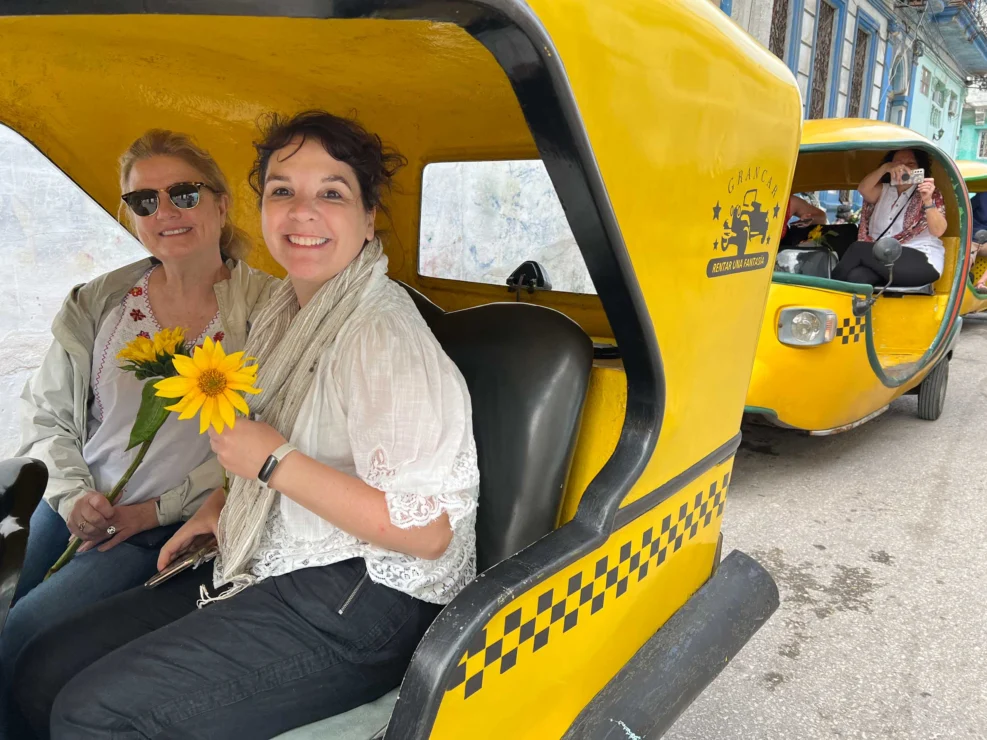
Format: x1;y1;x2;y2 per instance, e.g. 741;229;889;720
119;129;251;261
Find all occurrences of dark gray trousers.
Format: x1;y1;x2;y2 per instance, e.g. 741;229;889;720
13;558;440;739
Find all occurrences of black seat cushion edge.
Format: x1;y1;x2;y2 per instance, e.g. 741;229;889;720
396;282;594;571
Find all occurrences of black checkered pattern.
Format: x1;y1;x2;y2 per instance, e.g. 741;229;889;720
836;316;866;344
446;473;730;700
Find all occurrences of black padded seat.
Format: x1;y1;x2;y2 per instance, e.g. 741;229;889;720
399;282;593;571
0;458;48;631
883;284;935;296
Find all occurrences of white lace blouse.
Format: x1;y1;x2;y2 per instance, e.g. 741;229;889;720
246;258;479;604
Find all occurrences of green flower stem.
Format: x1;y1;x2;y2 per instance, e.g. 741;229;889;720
45;439;153;580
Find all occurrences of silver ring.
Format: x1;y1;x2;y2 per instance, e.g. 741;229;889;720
106;525;118;536
78;519;88;533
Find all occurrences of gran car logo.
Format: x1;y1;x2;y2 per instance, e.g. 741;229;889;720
707;167;783;278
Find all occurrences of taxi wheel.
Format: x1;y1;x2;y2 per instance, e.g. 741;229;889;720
917;359;949;421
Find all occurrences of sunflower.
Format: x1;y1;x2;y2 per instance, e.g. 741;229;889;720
117;336;157;365
808;225;823;241
153;337;261;434
152;327;186;357
118;327;190;380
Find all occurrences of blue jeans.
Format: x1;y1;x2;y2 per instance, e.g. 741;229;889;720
15;559;440;739
11;502;74;605
1;501;179;738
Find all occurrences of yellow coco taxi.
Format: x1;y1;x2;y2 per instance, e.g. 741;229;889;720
958;159;987;315
0;2;802;738
746;120;968;434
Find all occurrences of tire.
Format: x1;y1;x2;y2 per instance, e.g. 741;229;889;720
917;359;949;421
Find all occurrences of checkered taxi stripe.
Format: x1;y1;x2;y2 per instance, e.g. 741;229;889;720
972;255;987;285
836;316;866;344
446;473;730;700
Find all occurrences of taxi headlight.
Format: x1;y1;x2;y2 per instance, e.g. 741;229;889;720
778;308;837;347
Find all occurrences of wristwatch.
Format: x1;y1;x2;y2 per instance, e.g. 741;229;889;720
257;443;298;486
922;203;936;211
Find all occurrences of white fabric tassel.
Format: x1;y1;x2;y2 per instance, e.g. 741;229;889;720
197;574;255;608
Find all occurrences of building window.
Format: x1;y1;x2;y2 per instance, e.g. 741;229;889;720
932;81;946;107
809;2;837;119
920;67;931;96
930;106;942;129
890;59;906;95
977;109;986;126
769;0;792;61
979;130;987;158
847;27;872;117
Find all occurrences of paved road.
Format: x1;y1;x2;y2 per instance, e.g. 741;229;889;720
666;317;987;740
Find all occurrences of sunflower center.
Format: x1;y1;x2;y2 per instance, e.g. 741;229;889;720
197;369;228;397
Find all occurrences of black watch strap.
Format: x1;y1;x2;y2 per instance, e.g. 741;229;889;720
257;443;298;484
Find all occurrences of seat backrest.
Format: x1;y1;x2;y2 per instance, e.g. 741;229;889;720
401;284;593;572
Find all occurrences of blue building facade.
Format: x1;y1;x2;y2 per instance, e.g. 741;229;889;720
720;0;987;216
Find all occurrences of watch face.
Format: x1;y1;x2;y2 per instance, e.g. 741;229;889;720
258;454;277;483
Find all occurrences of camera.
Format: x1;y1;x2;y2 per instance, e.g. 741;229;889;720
894;168;924;186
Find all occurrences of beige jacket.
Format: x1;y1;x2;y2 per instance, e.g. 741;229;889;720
17;258;277;526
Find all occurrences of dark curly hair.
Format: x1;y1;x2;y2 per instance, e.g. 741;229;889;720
878;148;933;184
248;110;406;215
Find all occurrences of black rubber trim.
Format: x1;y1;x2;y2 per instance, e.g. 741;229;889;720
561;550;779;740
614;433;741;530
1;4;668;738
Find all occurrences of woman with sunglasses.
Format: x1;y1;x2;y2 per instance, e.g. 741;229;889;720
12;110;478;739
0;130;274;736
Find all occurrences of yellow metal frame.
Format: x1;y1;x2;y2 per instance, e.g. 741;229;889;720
957;160;987;314
746;120;967;433
0;2;802;737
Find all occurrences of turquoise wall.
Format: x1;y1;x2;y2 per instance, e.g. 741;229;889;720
957;110;987;161
908;55;965;157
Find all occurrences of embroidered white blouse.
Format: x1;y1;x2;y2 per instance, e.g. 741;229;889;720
246;257;479;604
83;267;225;507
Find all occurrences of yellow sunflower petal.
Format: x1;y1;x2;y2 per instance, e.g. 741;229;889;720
164;398;190;413
199;396;215;434
225;371;260;385
223;388;251;415
211;339;227;363
165;394;192;411
211;407;226;434
228;384;262;394
217;394;236;429
191;344;212;372
154;376;196;398
218;351;245;373
172;354;199;377
177;392;207;421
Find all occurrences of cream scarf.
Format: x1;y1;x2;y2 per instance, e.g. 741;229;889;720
210;238;383;595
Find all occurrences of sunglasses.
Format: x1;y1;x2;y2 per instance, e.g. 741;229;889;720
121;182;219;217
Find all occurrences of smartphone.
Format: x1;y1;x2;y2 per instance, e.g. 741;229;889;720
144;542;218;588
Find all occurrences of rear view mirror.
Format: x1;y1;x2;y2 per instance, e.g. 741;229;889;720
975;229;987;244
873;237;902;267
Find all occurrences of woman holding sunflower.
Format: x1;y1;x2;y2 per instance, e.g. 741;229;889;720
13;110;480;740
1;131;274;734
